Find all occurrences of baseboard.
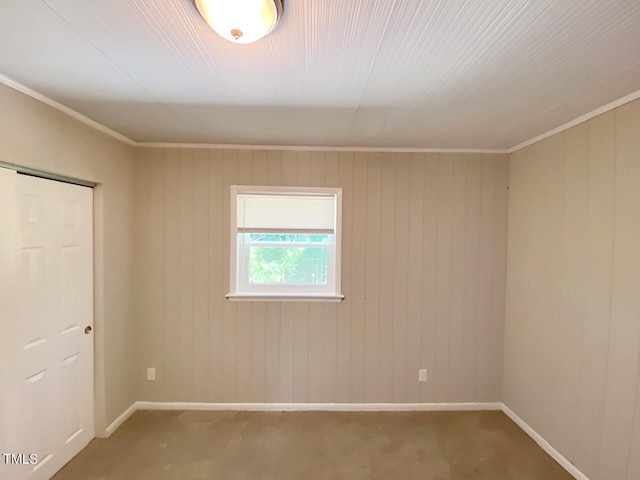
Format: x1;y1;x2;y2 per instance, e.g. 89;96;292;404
103;401;501;436
104;402;137;437
500;403;589;480
135;401;502;412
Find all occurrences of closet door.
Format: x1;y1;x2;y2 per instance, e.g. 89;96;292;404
0;170;94;480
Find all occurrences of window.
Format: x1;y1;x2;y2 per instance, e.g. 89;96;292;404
227;185;343;302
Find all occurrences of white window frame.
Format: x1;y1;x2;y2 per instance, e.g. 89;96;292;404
226;185;344;302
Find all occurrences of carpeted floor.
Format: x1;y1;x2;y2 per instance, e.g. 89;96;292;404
52;410;573;480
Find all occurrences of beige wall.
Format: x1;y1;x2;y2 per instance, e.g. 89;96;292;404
133;148;508;404
0;83;137;433
503;98;640;480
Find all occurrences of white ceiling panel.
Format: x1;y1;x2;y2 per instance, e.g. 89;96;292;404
0;0;639;148
0;0;147;101
135;104;358;145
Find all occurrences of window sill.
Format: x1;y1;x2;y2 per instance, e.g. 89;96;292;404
226;293;344;303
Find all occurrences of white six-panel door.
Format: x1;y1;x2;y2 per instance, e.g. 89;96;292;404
0;168;94;480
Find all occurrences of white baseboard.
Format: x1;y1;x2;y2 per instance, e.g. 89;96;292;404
104;402;137;437
500;403;589;480
104;401;501;437
135;401;502;412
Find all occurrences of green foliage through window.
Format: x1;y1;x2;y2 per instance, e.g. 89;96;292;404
246;233;330;285
248;233;330;243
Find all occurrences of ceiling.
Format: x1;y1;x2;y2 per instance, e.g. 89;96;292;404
1;0;639;149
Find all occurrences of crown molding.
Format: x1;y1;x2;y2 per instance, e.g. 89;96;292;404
0;73;136;146
135;141;508;154
2;72;638;155
508;88;640;154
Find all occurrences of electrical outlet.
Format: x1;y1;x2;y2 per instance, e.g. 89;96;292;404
419;369;427;383
147;367;156;381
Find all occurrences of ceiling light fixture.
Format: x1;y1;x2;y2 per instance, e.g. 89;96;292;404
195;0;283;44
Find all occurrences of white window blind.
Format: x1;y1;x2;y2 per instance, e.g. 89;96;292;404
236;194;336;233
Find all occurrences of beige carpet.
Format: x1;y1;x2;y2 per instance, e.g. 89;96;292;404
52;410;572;480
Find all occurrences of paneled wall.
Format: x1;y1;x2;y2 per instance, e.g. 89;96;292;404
134;149;508;404
503;98;640;480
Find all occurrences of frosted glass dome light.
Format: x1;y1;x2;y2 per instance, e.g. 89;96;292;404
195;0;283;44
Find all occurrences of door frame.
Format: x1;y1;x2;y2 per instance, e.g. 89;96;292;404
0;162;109;438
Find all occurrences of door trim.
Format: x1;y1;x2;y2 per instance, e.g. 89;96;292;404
0;160;96;188
0;164;108;442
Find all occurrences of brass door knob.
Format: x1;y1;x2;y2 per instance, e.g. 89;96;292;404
84;326;92;334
